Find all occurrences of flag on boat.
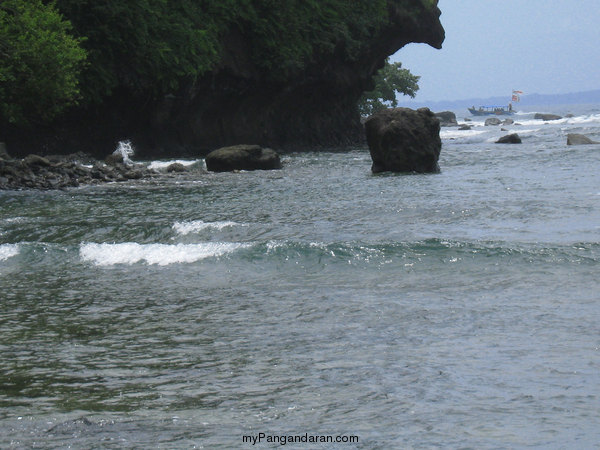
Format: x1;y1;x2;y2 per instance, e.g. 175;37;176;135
512;90;523;102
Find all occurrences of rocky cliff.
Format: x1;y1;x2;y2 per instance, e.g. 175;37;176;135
5;0;444;158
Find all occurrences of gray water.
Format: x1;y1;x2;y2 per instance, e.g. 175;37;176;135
1;106;599;448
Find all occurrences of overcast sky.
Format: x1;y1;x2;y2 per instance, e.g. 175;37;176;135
391;0;600;102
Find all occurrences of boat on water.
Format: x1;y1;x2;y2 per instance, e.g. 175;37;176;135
468;90;522;116
468;105;515;116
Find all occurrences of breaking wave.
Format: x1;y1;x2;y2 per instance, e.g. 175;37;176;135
80;242;249;266
172;220;245;235
0;243;19;261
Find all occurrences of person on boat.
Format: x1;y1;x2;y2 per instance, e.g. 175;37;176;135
509;103;513;112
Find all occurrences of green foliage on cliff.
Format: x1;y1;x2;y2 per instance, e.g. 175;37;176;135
54;0;390;101
1;0;411;125
358;59;420;116
239;0;389;75
0;0;86;125
54;0;221;102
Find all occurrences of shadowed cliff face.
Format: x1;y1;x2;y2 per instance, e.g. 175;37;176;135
5;0;444;158
145;0;444;156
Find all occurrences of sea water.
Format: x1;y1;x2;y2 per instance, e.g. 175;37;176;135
1;105;599;448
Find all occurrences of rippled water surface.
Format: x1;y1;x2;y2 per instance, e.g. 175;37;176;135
1;107;600;448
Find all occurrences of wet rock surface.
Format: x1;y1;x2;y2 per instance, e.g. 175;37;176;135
567;133;599;145
205;144;281;172
495;133;522;144
0;149;156;190
435;111;458;127
365;107;441;173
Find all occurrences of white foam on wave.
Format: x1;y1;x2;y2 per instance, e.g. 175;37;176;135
510;113;600;128
80;242;248;266
565;113;600;125
440;129;488;140
0;243;19;261
173;220;243;235
147;159;202;171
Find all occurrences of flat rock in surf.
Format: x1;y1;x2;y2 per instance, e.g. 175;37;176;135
205;144;282;172
0;150;155;190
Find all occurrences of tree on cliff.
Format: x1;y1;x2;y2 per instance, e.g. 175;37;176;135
358;59;420;116
52;0;390;103
2;0;444;155
0;0;86;125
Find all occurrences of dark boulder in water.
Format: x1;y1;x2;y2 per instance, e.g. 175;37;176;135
364;107;441;173
496;133;522;144
166;162;187;172
435;111;458;127
205;144;282;172
534;113;562;121
567;133;599;145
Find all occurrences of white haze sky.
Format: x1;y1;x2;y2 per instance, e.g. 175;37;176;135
391;0;600;102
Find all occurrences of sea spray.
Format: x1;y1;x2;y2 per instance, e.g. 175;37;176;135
113;140;135;166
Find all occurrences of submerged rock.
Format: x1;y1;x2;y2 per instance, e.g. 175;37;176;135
364;107;441;173
496;133;522;144
534;113;562;121
47;416;107;436
205;144;281;172
567;133;599;145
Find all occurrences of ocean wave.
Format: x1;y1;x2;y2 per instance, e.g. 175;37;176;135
147;159;203;171
256;238;600;265
172;220;244;235
80;242;249;266
565;113;600;125
0;243;19;261
440;129;489;141
506;113;600;128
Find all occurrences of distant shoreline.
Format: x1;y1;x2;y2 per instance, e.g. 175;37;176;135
399;89;600;111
